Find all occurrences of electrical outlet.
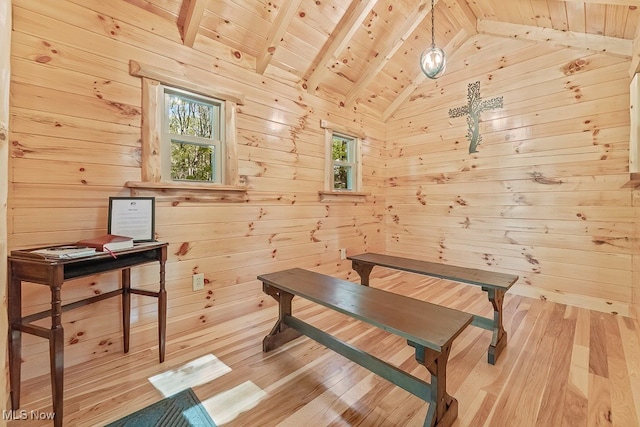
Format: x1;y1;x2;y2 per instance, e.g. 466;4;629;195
192;273;205;291
340;248;346;260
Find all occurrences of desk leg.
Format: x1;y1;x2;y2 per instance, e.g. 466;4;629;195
158;257;167;363
8;273;22;410
122;269;131;353
351;261;374;286
482;287;507;365
50;285;64;427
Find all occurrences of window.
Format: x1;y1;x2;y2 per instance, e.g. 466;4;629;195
127;60;246;200
163;87;224;183
320;120;367;202
331;132;357;190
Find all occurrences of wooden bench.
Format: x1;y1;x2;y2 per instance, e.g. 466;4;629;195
258;268;472;427
347;253;519;365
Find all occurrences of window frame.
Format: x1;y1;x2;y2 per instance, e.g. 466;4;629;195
330;131;358;191
319;120;368;202
162;86;224;184
127;60;246;200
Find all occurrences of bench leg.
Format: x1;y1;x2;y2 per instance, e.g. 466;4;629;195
262;285;302;352
413;342;457;427
351;261;374;286
482;287;507;365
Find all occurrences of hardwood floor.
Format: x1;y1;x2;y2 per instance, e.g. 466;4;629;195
8;270;640;426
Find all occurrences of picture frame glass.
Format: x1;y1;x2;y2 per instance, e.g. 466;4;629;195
108;197;155;242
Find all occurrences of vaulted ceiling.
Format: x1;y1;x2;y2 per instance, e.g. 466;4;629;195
126;0;640;120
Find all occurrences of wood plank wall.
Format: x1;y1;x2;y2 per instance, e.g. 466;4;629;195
7;0;385;380
1;0;11;413
634;185;640;319
387;34;636;317
5;0;639;384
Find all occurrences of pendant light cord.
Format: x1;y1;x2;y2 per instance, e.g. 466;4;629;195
431;0;435;48
420;0;446;79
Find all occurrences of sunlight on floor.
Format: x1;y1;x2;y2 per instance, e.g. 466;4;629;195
148;353;232;397
147;353;268;424
202;380;267;426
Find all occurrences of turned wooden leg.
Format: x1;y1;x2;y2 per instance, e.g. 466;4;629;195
351;262;374;286
50;285;64;427
158;252;167;363
122;269;131;354
483;287;507;365
8;271;22;410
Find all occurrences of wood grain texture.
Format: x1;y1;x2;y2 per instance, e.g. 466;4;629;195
259;268;472;350
1;0;11;417
5;0;640;392
120;0;639;116
7;0;385;381
387;34;635;317
178;0;206;47
7;270;640;427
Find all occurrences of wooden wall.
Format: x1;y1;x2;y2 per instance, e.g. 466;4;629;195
1;0;11;414
5;0;639;384
635;187;640;319
7;0;385;380
386;34;636;317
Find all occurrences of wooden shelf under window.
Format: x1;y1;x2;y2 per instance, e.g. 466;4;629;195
318;190;370;203
126;181;248;202
622;173;640;188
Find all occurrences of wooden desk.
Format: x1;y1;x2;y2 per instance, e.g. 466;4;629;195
8;241;168;427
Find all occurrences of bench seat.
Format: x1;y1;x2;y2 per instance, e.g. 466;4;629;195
347;252;519;364
258;268;472;427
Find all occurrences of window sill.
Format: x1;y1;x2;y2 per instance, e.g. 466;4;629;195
622;173;640;188
318;190;369;203
126;181;248;202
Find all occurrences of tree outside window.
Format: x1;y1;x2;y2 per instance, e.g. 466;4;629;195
320;120;364;200
163;88;224;183
332;133;356;190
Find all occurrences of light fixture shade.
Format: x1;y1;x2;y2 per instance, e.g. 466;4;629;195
420;46;446;79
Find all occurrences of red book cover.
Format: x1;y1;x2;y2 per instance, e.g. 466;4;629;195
77;234;134;252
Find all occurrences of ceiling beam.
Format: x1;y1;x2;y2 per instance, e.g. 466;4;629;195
305;0;378;93
256;0;304;75
179;0;207;47
477;19;632;58
344;0;438;107
440;0;477;37
381;28;469;122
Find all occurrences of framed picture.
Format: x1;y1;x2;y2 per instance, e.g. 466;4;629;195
108;197;155;242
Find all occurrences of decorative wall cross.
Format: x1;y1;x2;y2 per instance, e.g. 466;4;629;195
448;81;503;154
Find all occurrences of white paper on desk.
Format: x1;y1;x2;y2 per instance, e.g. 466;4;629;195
31;246;97;259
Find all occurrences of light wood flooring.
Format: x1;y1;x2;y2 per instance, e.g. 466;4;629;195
8;270;640;426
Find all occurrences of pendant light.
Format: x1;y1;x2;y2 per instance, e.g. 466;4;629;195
420;0;446;79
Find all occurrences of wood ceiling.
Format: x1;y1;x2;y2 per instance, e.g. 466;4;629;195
127;0;640;120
